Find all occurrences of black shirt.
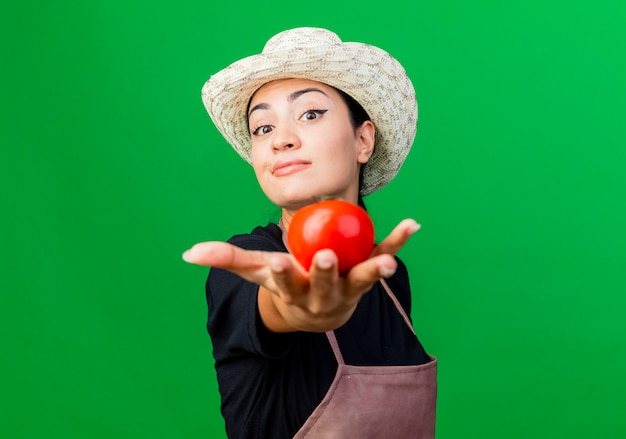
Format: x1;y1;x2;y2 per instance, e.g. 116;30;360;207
206;223;429;439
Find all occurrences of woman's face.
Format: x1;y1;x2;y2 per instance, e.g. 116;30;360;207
248;78;374;211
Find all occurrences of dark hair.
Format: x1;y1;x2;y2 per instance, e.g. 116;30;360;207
334;88;371;210
334;88;371;129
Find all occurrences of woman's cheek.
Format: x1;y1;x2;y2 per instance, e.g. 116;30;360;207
250;148;265;176
250;156;273;195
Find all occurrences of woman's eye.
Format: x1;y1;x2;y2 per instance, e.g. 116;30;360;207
300;109;328;121
251;125;273;136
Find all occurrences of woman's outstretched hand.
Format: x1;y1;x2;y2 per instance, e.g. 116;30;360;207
183;219;420;333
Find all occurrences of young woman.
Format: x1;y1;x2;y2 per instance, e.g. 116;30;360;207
183;27;437;439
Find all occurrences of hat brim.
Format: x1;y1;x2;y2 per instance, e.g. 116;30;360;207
201;41;417;196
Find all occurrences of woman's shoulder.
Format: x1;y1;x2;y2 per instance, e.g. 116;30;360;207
227;223;285;252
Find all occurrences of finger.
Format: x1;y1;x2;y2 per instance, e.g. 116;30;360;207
268;253;307;301
345;253;398;297
309;249;339;297
371;219;421;257
182;241;267;272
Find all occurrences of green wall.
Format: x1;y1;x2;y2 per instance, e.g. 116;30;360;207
2;0;625;437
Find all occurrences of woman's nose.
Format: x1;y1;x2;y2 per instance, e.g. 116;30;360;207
271;124;300;151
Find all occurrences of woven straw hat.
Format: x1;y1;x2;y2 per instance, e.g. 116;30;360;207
201;27;417;196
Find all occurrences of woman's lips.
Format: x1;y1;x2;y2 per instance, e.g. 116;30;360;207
272;160;311;176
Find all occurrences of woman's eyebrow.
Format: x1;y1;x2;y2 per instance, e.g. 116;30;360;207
248;88;328;118
288;87;328;102
248;102;270;117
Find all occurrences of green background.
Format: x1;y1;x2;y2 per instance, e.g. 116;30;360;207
2;0;625;437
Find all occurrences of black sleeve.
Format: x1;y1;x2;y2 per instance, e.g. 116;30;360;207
206;226;294;361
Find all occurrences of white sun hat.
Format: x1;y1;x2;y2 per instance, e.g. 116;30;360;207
201;27;418;196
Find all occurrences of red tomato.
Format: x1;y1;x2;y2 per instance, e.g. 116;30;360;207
287;199;375;275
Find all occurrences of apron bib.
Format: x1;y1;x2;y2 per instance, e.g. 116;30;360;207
293;280;438;439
